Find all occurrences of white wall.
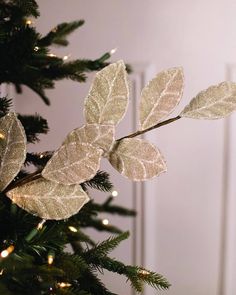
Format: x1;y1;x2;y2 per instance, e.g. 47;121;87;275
15;1;236;294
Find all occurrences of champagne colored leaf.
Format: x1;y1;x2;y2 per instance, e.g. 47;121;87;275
63;124;115;155
139;67;184;130
108;138;167;181
84;60;129;126
181;82;236;119
0;113;26;191
6;178;89;220
42;141;103;185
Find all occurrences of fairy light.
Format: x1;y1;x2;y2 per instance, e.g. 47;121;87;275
138;269;150;276
37;219;46;230
58;282;72;288
110;48;117;55
1;245;15;258
25;220;46;242
102;218;109;225
25;19;32;25
34;46;39;52
48;53;56;57
111;190;118;197
48;255;54;265
68;226;77;233
63;54;71;61
0;269;4;275
47;250;55;265
0;132;5;140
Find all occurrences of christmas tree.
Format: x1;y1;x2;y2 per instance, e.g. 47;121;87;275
0;1;170;294
1;2;236;295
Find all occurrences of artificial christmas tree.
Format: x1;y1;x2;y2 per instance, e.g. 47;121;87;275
0;1;170;294
1;1;236;295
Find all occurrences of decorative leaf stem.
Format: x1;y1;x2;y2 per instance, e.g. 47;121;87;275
117;115;181;141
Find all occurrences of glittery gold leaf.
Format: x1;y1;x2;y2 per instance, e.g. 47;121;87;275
0;113;26;191
42;141;103;185
139;67;184;130
6;178;89;220
181;82;236;119
63;124;115;155
108;138;167;181
84;60;129;126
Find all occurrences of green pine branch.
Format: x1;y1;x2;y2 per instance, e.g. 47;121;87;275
78;270;117;295
0;0;39;19
11;0;39;17
88;197;136;216
0;97;12;117
18;114;49;143
79;218;122;234
25;151;53;168
0;5;112;105
84;232;129;258
88;256;170;293
67;228;96;246
82;171;113;192
55;253;88;280
38;20;85;47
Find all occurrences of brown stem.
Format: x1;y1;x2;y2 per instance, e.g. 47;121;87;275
4;171;42;193
117;115;181;141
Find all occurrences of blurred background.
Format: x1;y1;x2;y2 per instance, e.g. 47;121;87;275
14;1;236;294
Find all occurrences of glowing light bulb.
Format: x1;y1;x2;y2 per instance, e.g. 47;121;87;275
0;269;4;275
63;54;71;61
68;226;77;233
48;255;54;265
48;53;56;57
139;269;150;275
1;250;8;258
102;218;109;225
110;48;117;55
112;190;118;197
0;132;5;140
26;20;32;25
1;245;15;258
58;282;72;288
37;220;46;230
34;46;39;52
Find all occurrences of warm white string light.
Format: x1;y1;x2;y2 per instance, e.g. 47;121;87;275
138;269;150;276
47;250;55;265
57;282;72;288
68;226;77;233
63;54;71;61
102;218;109;225
48;254;54;265
0;245;15;258
37;219;46;230
0;132;5;140
48;53;56;58
110;48;117;55
25;19;33;25
111;190;118;197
